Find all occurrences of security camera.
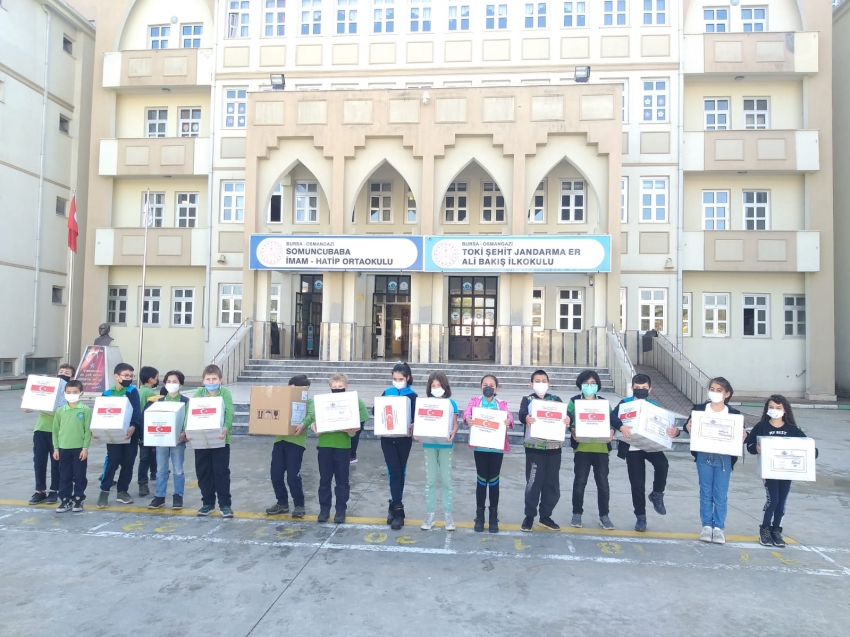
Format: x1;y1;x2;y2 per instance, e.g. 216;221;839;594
422;92;430;105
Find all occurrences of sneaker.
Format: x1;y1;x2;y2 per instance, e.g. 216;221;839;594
116;491;134;504
635;515;647;533
138;483;150;497
291;505;306;519
759;525;774;547
770;526;786;548
28;492;47;505
349;457;358;465
56;499;72;513
148;497;166;509
317;508;330;523
197;505;213;517
45;492;59;505
712;528;726;545
220;506;234;518
444;513;456;532
539;517;561;531
521;516;534;532
172;495;183;510
699;526;713;543
571;514;583;528
265;503;290;516
421;512;437;530
72;500;84;513
333;510;346;524
599;515;615;530
648;491;667;516
97;491;109;509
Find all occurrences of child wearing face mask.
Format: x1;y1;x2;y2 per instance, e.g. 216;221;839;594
684;376;742;545
52;380;91;513
745;395;816;548
463;374;514;534
136;366;161;497
419;371;459;532
148;371;189;511
380;362;418;530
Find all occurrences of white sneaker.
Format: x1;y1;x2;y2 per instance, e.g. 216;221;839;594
699;526;713;543
712;528;726;545
444;513;455;532
349;457;358;465
421;512;436;530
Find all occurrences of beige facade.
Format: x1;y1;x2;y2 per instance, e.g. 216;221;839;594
81;0;833;397
834;0;850;395
0;0;94;377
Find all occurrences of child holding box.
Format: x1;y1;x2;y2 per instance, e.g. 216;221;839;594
136;366;160;497
380;362;418;530
52;380;91;513
148;370;189;511
419;372;459;532
266;374;310;519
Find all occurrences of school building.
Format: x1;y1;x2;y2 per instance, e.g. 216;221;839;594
81;0;834;398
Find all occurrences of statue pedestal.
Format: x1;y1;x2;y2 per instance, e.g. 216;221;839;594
76;346;124;394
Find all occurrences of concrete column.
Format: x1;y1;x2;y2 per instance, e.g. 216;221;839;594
330;154;345;234
511;153;527;232
509;273;534;366
497;274;512;365
430;274;446;362
420;154;436;235
341;271;357;361
321;272;344;361
251;270;271;358
410;272;433;363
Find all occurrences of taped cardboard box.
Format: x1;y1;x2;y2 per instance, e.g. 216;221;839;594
617;400;675;452
758;436;816;481
374;396;411;437
21;375;66;413
314;391;361;433
144;401;185;447
574;399;611;443
689;411;744;456
469;406;507;451
413;398;454;440
248;385;309;436
91;396;133;444
527;400;568;443
186;397;226;449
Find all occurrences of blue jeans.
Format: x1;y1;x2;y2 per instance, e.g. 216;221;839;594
155;444;186;497
695;452;732;529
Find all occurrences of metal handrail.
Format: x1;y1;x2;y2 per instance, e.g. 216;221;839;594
606;324;636;397
211;319;254;385
652;329;711;384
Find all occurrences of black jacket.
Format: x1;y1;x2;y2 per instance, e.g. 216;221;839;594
744;419;817;458
688;402;743;467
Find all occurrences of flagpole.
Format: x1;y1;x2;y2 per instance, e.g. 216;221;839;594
138;188;150;373
64;226;74;363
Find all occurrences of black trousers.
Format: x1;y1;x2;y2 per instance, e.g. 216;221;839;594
33;430;59;493
100;442;138;493
763;479;792;527
381;437;413;505
58;448;87;501
137;443;158;484
625;450;669;516
318;447;350;512
572;452;610;517
271;440;305;507
474;451;504;509
524;448;562;518
349;421;365;459
195;446;231;508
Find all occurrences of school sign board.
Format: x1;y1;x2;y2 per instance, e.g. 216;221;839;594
249;235;424;271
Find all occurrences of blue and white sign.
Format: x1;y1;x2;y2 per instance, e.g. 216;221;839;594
424;235;611;273
250;235;424;271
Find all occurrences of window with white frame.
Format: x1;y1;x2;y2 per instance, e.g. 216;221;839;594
703;293;729;337
486;4;508;29
448;1;469;31
336;0;357;34
56;197;67;216
528;181;546;223
177;193;198;228
743;294;769;337
444;182;468;223
525;2;547;28
743;190;769;230
179;108;201;137
410;0;431;32
172;288;194;326
224;88;247;128
640;178;667;222
369;182;392;223
59;115;70;134
703;7;728;32
148;25;170;49
301;0;322;34
618;81;628;122
222;182;245;222
146;108;167;137
374;0;394;33
642;79;667;122
405;187;417;223
743;98;769;130
264;1;286;36
621;177;628;222
704;98;729;130
269;183;283;223
481;182;505;223
220;284;243;326
643;0;665;25
783;295;805;337
532;288;545;331
639;288;666;333
144;192;165;227
181;24;203;47
619;288;627;332
604;0;627;25
557;289;583;331
563;2;586;27
703;190;728;230
143;287;162;326
63;36;73;55
295;182;319;223
107;287;128;325
269;284;281;323
227;1;251;38
559;180;585;223
741;6;767;32
682;292;692;337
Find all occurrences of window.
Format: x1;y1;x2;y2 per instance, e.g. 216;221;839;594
179;108;201;137
682;292;692;337
444;183;468;223
369;182;392;223
620;178;628;222
220;284;243;326
703;7;728;32
618;80;628;122
743;98;769;130
783;296;805;337
528;181;546;223
107;287;128;325
405;187;417;223
337;0;357;33
269;183;283;223
56;197;67;216
52;286;63;305
0;360;14;377
486;4;508;29
525;3;547;28
59;115;70;134
172;288;195;327
182;24;203;47
374;0;394;33
270;284;281;323
411;0;431;32
642;80;667;122
222;182;245;222
148;25;170;48
563;2;586;27
703;293;729;337
743;190;769;230
448;2;469;30
741;6;767;32
302;0;322;34
144;192;165;227
704;98;729;130
481;182;506;223
618;288;627;331
743;294;769;337
559;180;585;223
142;287;161;326
643;0;666;25
639;288;666;333
702;190;728;230
640;178;667;222
224;88;247;128
557;289;583;331
146;108;168;137
177;193;198;228
62;36;73;55
227;1;251;38
604;0;627;25
295;182;319;222
532;288;545;331
265;0;286;36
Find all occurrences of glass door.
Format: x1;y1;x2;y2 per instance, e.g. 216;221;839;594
294;274;322;358
448;276;498;361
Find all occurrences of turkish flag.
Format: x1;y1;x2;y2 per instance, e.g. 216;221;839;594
192;408;216;416
536;410;561;420
68;195;79;253
148;425;172;433
31;385;56;394
418;408;444;418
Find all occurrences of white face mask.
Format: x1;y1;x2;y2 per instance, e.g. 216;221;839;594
165;383;181;395
532;382;549;396
431;387;445;398
767;408;784;420
708;391;725;404
392;380;407;390
64;393;81;404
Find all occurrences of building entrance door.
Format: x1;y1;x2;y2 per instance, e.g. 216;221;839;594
448;276;498;361
372;275;411;359
294;274;322;358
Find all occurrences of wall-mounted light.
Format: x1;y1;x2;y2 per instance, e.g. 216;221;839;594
664;257;674;269
574;66;591;83
734;75;745;81
270;74;286;91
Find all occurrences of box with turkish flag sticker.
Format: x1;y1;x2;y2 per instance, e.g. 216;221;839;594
413;398;454;440
21;375;66;413
186;397;226;449
616;400;675;452
144;401;185;447
90;396;133;444
469;407;508;451
374;396;411;437
527;400;568;443
574;399;612;443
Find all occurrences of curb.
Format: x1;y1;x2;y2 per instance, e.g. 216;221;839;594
730;401;850;411
0;384;25;392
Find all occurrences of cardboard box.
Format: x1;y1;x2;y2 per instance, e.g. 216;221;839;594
616;400;675;452
21;375;66;413
758;436;816;481
186;397;226;449
314;391;361;433
248;385;309;436
144;401;185;447
574;399;611;443
413;398;454;440
689;411;744;456
91;396;133;444
374;396;411;437
526;400;568;443
468;407;508;451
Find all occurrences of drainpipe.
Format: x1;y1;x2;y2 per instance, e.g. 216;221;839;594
22;4;52;373
204;0;220;345
675;3;685;351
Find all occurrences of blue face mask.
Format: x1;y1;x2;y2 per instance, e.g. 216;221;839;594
581;383;598;396
205;383;220;392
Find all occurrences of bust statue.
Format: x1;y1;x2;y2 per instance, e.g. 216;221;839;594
94;323;114;347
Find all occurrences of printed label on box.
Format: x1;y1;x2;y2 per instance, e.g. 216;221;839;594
697;417;735;441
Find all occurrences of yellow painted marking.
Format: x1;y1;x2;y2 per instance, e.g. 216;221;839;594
771;551;798;565
480;536;495;544
396;536;416;545
633;544;646;554
740;551;749;563
185;481;199;489
598;542;623;555
364;532;387;544
252;526;269;538
122;520;145;532
275;527;302;539
21;517;40;525
154;522;179;534
514;538;531;551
